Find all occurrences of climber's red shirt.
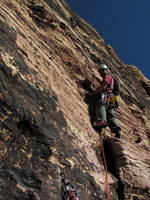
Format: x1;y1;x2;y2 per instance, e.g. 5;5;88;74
102;74;114;93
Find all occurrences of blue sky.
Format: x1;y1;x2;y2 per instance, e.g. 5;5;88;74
68;0;150;80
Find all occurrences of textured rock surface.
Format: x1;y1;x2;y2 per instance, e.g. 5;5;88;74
0;0;149;199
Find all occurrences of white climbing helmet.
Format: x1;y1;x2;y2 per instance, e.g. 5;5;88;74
99;63;108;70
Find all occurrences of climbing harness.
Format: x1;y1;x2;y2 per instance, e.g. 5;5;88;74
60;172;80;200
99;131;111;200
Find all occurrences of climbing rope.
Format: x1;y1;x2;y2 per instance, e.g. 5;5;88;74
99;131;111;200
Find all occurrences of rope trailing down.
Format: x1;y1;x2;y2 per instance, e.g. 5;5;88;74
99;131;111;200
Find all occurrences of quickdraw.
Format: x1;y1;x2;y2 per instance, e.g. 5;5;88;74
60;172;80;200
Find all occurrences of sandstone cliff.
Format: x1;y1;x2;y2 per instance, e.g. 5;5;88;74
0;0;150;200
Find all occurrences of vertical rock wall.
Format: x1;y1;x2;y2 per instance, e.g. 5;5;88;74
0;0;149;199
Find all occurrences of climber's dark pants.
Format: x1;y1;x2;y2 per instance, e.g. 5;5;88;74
95;103;120;132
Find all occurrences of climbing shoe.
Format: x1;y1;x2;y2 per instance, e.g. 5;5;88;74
94;120;108;128
115;130;121;138
114;127;121;138
115;131;121;138
135;137;142;143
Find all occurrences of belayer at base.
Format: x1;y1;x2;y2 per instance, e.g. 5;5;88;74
60;172;80;200
87;63;121;138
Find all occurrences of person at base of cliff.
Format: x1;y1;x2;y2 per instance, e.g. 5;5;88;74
87;63;121;138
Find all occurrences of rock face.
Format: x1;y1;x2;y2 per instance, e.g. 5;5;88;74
0;0;150;199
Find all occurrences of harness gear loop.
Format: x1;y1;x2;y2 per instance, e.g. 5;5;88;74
99;132;111;200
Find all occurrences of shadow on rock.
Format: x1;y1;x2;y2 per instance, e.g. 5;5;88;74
0;19;31;74
82;79;100;126
0;60;68;199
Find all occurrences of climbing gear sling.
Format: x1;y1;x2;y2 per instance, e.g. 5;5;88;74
60;172;80;200
107;93;120;108
108;78;120;108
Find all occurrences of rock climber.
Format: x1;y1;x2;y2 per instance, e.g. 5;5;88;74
87;63;121;138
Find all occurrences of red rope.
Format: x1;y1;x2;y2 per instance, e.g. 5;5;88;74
99;135;111;200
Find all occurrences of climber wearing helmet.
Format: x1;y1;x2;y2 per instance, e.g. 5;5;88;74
87;63;121;138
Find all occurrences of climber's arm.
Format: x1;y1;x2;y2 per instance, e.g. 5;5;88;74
87;82;108;96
